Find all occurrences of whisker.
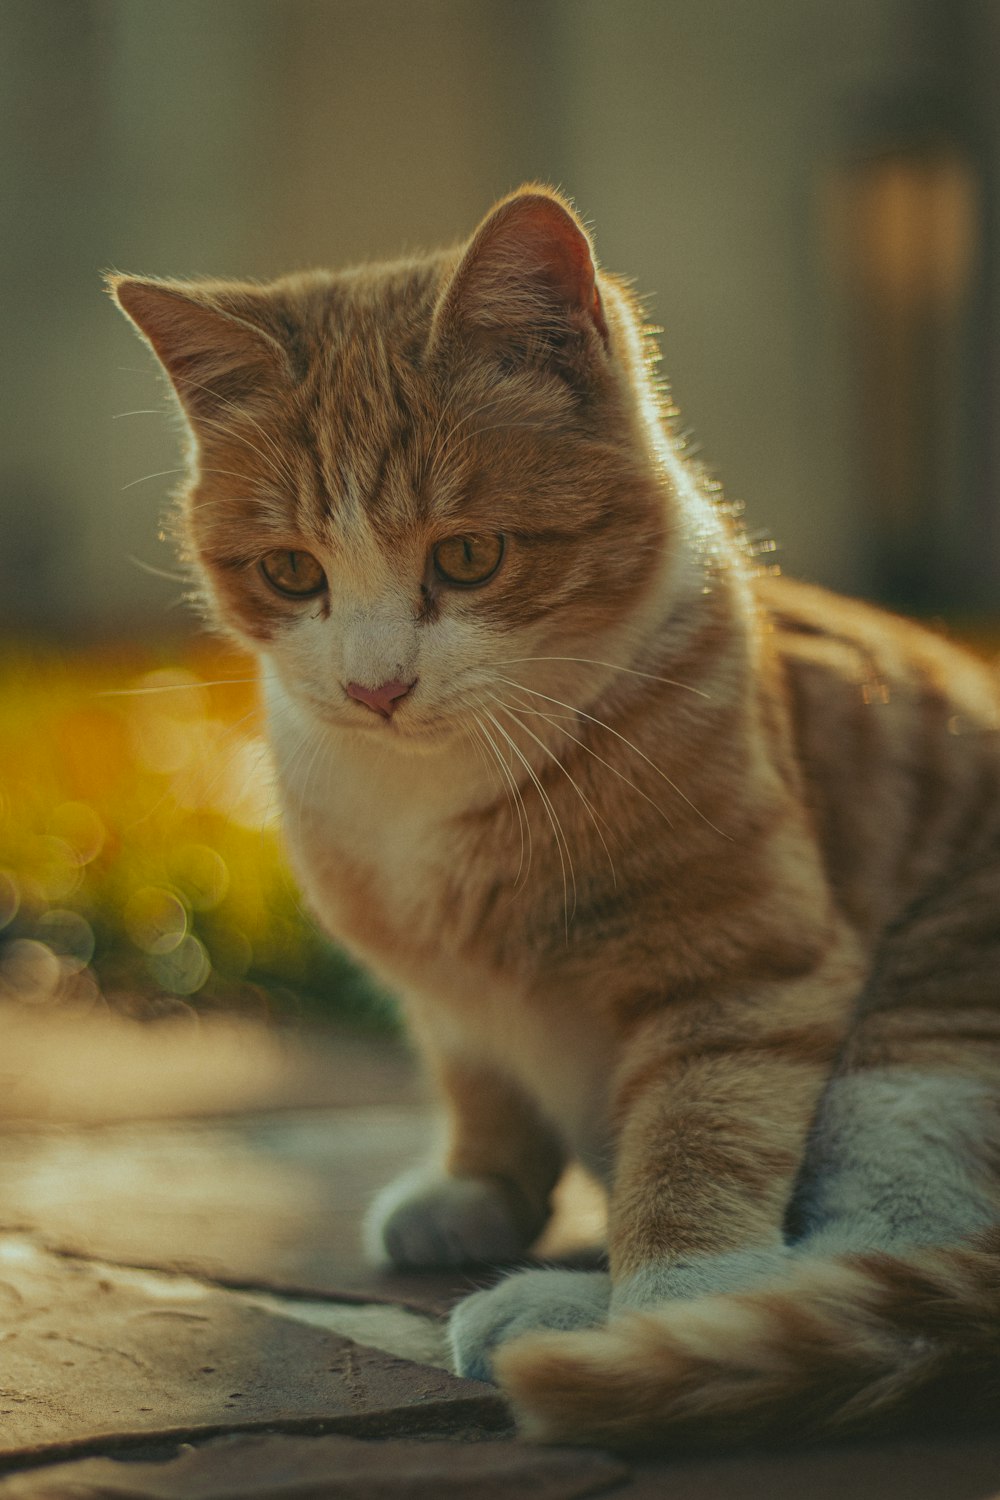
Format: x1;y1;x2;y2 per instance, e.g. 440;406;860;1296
177;400;296;494
121;468;187;491
193;419;292;492
485;708;575;935
471;711;529;891
197;466;286;486
297;723;332;853
169;372;300;491
496;656;711;700
128;556;191;585
489;695;617;889
500;690;675;832
462;719;503;812
497;676;730;839
99;677;258;698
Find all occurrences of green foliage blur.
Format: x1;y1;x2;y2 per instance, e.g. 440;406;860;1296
0;644;396;1030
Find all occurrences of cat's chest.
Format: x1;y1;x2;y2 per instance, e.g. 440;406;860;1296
264;681;520;969
275;727;452;946
266;695;615;1160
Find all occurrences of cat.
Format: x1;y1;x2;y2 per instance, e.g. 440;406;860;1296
109;184;1000;1451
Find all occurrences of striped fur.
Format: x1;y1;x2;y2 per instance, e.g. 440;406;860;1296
112;186;1000;1451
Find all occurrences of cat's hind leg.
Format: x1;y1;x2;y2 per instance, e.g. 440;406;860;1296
790;1068;1000;1257
791;859;1000;1258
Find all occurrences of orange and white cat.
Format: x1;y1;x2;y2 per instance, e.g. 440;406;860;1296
111;186;1000;1449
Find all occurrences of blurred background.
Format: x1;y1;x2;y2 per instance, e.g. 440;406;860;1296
2;0;999;1026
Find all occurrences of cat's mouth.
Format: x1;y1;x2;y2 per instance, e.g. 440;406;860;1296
349;715;465;754
300;692;461;749
349;711;452;742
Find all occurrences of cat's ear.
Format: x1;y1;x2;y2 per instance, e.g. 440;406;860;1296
432;187;610;384
106;276;291;420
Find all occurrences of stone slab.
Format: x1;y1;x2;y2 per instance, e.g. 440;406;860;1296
0;1108;468;1314
5;1431;1000;1500
237;1292;450;1370
0;1237;507;1462
622;1436;1000;1500
0;1433;628;1499
0;1110;605;1316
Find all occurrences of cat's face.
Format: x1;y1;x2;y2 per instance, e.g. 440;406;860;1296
111;189;670;749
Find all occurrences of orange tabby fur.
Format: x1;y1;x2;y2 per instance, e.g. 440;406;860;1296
110;185;1000;1450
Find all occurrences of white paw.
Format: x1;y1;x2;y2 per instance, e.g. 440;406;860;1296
365;1169;538;1269
611;1246;793;1314
450;1268;612;1383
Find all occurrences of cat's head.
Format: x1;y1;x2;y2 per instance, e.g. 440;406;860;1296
109;187;676;748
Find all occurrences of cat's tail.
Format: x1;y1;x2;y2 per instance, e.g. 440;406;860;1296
493;1231;1000;1451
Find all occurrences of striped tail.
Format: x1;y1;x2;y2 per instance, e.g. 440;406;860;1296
493;1230;1000;1452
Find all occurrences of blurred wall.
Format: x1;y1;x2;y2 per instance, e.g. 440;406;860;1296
2;0;998;639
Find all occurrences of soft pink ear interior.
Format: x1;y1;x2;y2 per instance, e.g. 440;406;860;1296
442;190;608;344
108;277;284;408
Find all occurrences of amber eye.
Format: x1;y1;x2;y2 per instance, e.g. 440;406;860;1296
259;550;327;598
432;533;505;587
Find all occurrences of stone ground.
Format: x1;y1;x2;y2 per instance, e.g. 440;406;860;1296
1;1004;999;1498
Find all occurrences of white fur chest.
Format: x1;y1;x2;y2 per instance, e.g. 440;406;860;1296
265;677;464;941
263;673;614;1165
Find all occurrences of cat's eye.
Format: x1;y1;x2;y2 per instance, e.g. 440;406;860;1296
259;549;327;598
432;533;505;587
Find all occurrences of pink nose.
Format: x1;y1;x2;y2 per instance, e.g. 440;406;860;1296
345;678;415;718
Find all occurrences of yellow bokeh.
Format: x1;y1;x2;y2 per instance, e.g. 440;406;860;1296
0;642;387;1023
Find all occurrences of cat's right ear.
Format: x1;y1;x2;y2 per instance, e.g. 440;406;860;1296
105;275;290;421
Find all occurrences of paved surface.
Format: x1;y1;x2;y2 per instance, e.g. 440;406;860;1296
1;1002;999;1498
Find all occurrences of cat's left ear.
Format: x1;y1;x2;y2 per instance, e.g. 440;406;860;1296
106;275;292;421
431;187;610;385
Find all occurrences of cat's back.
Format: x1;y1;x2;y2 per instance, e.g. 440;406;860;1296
755;575;1000;934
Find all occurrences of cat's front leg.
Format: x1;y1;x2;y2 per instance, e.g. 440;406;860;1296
451;945;862;1381
450;1267;612;1382
448;984;813;1379
605;947;862;1314
366;1051;565;1268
